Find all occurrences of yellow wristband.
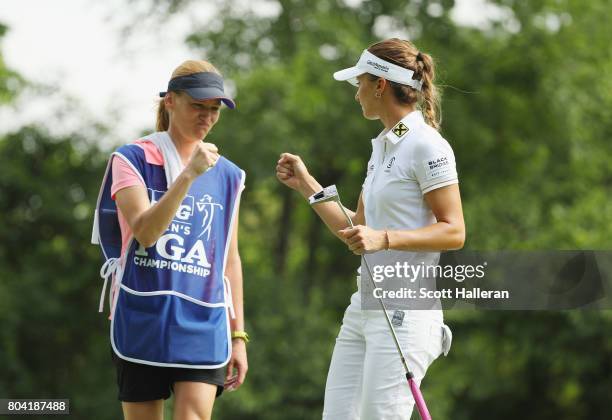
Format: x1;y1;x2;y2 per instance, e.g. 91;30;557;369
231;331;250;343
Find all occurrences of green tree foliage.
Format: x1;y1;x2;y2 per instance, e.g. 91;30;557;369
0;23;23;104
0;23;120;418
0;126;122;419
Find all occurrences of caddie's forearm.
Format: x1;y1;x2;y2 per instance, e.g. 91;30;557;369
134;169;197;247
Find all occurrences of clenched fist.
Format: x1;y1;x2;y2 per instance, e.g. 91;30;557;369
186;142;219;177
276;153;312;193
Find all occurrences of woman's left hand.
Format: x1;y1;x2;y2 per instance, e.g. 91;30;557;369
225;339;248;391
338;225;387;255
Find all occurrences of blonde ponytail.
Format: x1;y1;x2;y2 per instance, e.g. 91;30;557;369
367;38;442;131
415;52;441;130
156;99;170;131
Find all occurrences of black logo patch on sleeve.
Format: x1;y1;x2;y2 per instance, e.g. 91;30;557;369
423;156;451;179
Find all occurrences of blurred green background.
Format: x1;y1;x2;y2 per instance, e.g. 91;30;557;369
1;0;611;419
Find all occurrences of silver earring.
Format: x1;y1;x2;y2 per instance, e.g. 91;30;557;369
375;92;381;98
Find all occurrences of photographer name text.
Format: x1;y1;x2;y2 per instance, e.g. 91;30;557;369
373;287;510;300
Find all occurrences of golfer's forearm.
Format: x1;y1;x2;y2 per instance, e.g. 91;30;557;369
312;204;356;238
297;175;356;237
388;222;465;251
226;256;245;331
133;170;197;247
296;174;323;199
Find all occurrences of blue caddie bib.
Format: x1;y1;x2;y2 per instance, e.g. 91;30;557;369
92;139;245;368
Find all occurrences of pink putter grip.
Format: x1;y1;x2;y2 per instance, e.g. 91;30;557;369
409;378;432;420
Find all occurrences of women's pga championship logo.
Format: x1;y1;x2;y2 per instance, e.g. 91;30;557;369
132;190;225;277
149;189;224;240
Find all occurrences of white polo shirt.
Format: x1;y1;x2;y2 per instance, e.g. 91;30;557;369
359;111;458;318
362;110;458;231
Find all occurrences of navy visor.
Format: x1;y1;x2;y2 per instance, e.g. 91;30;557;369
159;72;235;109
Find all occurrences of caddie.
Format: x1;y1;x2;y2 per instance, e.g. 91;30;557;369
92;59;248;420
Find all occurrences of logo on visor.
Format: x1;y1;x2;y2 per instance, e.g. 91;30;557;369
392;122;408;137
367;60;389;73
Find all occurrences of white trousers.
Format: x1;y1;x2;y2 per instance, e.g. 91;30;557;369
323;291;452;420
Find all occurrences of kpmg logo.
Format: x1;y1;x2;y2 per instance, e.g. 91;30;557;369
367;60;389;73
150;188;195;224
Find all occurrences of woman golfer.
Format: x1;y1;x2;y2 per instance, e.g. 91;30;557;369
92;60;248;420
276;38;465;419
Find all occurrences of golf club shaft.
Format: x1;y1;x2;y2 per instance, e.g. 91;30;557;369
341;205;413;377
361;253;413;375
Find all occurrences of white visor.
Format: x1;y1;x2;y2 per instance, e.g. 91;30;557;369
333;49;423;91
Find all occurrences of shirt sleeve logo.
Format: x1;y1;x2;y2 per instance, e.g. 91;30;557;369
423;156;451;180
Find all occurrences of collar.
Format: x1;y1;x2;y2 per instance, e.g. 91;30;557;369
373;110;425;145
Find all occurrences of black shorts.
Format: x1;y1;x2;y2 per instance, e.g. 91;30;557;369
110;346;225;402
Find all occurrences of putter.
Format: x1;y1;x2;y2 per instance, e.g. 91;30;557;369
309;185;433;420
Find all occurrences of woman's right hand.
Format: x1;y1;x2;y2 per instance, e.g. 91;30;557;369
185;142;220;177
276;153;314;193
